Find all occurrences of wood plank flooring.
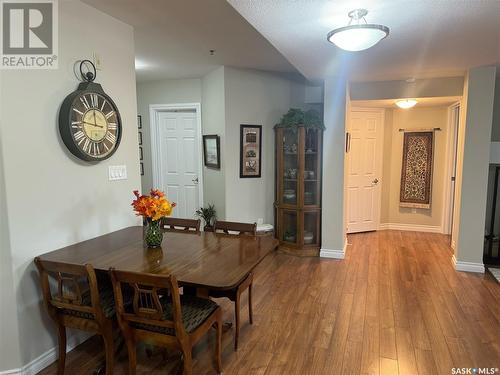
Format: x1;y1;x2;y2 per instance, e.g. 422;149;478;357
37;231;500;374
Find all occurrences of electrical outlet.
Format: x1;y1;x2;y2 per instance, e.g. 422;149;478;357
93;52;102;70
412;208;417;214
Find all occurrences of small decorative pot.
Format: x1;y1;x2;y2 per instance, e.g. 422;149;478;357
144;219;163;248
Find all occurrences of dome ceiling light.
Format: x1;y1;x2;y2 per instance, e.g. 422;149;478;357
395;99;418;109
327;9;389;52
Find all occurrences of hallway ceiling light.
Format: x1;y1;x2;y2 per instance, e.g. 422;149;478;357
327;9;389;52
395;99;418;109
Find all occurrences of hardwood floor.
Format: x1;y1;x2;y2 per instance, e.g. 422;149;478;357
37;231;500;375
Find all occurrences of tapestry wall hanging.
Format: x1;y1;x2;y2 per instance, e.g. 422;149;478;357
400;131;434;209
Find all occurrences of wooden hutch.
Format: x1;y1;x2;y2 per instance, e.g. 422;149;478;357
275;124;323;256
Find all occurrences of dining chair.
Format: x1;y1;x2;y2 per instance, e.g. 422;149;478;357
211;220;257;350
34;258;118;375
110;269;222;375
213;220;257;236
161;217;201;233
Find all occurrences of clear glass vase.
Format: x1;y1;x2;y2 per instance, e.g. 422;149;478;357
144;219;163;248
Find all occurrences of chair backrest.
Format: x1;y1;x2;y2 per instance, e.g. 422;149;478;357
213;220;257;236
161;217;201;233
109;269;186;338
34;257;104;321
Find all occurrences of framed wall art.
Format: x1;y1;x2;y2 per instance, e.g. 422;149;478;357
203;135;221;169
240;124;262;178
137;115;142;129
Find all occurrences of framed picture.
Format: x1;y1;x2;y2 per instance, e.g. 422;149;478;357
240;124;262;178
139;146;143;160
138;131;143;145
140;162;144;176
137;115;142;129
203;135;220;169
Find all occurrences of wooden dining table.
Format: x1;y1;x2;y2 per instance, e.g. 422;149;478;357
37;226;279;291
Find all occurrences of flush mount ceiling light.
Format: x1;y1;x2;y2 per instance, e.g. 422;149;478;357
327;9;389;52
395;99;418;109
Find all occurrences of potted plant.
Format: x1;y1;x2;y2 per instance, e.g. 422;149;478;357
132;189;176;248
274;108;325;131
195;204;217;231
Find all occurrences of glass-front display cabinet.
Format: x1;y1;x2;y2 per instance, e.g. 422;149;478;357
275;124;323;256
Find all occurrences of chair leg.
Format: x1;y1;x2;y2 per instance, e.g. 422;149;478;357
214;310;222;373
125;338;136;375
234;292;241;351
102;328;114;375
248;282;253;325
181;345;192;375
56;323;67;375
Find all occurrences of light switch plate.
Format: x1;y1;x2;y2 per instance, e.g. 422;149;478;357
92;52;102;70
108;165;127;181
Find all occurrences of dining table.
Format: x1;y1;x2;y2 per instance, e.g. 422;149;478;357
37;226;278;373
37;226;279;291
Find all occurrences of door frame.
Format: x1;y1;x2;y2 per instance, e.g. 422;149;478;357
442;101;461;237
345;107;385;233
149;103;204;213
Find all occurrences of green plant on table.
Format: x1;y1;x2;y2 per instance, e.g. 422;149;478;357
195;204;217;228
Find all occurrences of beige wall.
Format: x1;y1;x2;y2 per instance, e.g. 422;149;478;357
223;67;301;224
0;0;140;369
201;67;226;218
380;107;449;228
454;66;496;265
323;77;347;252
491;77;500;141
136;78;202;191
350;77;464;101
0;109;21;370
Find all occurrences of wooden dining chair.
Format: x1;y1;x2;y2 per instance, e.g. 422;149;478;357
211;220;257;350
161;217;201;233
213;220;257;236
110;269;222;375
34;258;118;375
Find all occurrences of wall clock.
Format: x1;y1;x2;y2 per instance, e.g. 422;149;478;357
59;60;122;162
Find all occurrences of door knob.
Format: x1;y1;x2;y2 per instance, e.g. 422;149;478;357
372;178;379;185
192;177;199;184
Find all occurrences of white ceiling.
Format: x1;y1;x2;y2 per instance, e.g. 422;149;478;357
228;0;500;81
82;0;298;82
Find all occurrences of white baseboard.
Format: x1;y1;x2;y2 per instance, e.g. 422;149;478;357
452;254;485;273
320;239;347;259
378;223;443;233
0;333;91;375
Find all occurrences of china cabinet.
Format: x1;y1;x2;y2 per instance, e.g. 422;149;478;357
275;125;323;256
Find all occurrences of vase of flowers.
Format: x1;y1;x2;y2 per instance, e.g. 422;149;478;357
132;189;176;248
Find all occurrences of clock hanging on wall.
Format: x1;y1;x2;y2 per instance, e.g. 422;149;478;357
59;60;122;162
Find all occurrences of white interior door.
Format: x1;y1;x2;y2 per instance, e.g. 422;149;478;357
158;110;200;218
346;109;384;233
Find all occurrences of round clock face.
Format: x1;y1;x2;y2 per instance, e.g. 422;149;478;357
60;90;122;161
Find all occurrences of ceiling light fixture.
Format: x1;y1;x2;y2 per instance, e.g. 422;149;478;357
395;99;418;109
327;9;389;52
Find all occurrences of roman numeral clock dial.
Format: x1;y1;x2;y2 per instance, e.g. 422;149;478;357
59;78;122;162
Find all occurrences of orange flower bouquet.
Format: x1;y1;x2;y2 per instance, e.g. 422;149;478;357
132;189;176;248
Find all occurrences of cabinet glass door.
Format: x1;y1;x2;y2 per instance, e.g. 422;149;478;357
303;211;320;246
282;210;298;244
282;128;299;206
304;128;320;206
